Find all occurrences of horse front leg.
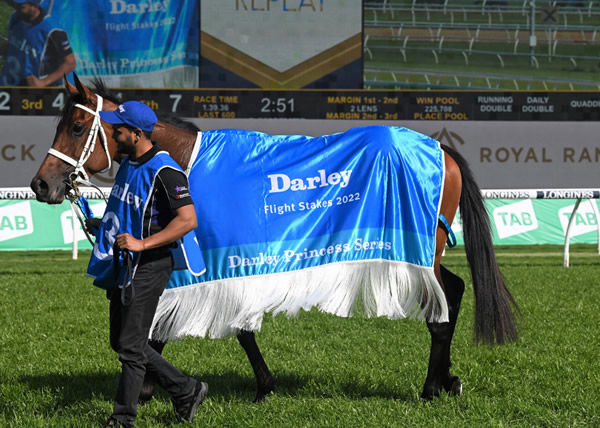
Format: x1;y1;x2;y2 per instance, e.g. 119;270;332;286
237;330;274;402
139;339;166;403
421;264;465;400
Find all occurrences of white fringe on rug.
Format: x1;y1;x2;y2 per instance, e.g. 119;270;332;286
150;259;449;341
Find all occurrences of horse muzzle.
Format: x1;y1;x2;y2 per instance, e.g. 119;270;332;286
30;175;67;204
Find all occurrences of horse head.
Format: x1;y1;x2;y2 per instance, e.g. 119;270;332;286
30;73;120;203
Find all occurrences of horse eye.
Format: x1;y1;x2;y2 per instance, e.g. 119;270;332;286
72;122;85;136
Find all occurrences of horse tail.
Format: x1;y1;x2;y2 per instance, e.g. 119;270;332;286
442;144;518;345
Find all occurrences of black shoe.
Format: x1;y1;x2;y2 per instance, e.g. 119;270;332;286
104;416;132;428
174;380;208;422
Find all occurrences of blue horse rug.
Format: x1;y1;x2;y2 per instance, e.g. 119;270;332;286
150;126;449;340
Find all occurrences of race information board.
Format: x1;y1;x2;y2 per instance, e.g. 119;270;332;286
0;88;598;120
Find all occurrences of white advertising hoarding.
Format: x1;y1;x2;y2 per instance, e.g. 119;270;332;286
1;116;599;190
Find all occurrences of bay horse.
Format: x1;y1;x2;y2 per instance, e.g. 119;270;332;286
30;75;517;403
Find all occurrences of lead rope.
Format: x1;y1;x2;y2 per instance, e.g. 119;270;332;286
65;179;107;245
113;243;135;306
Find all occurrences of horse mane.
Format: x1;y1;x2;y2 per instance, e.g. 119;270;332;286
157;113;201;133
61;78;200;132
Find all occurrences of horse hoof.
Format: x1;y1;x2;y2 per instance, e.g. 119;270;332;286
444;376;462;396
253;375;275;403
420;385;440;401
139;381;156;404
253;387;274;403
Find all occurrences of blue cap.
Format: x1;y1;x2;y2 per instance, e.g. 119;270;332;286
12;0;42;4
99;101;158;132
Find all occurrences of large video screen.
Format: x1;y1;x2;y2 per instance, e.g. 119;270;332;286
2;1;598;91
199;0;363;89
0;0;363;89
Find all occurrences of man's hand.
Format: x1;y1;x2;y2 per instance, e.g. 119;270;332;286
25;75;45;87
84;218;101;234
116;233;145;252
111;206;196;253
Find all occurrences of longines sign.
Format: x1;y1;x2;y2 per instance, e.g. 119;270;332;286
0;116;598;190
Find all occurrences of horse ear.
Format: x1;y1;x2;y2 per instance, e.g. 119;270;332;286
65;75;78;95
68;73;93;101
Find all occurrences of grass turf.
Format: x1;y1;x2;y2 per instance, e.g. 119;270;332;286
0;246;599;426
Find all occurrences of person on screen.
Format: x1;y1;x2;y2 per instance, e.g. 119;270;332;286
0;0;76;86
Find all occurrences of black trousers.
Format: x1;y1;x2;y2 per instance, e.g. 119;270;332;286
109;253;195;425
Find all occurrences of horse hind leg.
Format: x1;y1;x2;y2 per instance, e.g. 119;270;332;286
421;264;465;400
438;265;465;396
421;150;464;400
237;330;275;402
139;339;166;404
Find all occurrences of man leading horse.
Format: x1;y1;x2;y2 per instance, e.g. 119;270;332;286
88;101;208;427
31;76;518;425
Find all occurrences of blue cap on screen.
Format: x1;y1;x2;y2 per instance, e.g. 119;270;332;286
99;101;158;133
